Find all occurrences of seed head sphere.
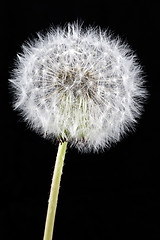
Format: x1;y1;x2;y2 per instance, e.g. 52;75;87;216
10;23;147;152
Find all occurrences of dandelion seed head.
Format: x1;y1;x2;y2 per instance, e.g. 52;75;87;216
10;22;147;152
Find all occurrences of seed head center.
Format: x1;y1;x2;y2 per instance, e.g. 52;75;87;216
58;69;97;98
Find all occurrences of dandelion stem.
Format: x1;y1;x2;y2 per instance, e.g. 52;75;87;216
43;141;67;240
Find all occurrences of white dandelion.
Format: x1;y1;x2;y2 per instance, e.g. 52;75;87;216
9;22;147;240
10;23;146;152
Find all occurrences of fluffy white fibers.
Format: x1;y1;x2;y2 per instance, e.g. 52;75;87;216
9;23;147;152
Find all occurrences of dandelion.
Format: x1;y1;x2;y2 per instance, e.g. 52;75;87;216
9;22;147;240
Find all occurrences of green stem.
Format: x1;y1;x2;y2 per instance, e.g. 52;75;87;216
43;141;67;240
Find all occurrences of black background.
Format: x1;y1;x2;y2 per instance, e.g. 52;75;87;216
2;1;160;239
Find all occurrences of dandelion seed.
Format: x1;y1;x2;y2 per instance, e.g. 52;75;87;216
10;23;147;152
